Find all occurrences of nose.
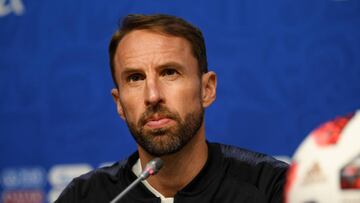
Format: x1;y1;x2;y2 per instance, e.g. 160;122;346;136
144;76;164;106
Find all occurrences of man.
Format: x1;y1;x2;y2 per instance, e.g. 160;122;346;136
56;14;288;203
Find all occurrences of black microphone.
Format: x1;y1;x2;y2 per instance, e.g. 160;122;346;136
110;158;163;203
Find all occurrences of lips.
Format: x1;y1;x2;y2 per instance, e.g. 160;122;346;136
145;116;174;128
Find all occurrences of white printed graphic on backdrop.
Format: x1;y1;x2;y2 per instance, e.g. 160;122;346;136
0;0;25;17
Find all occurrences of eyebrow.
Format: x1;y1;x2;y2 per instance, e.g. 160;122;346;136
119;61;185;78
120;67;140;75
157;62;185;71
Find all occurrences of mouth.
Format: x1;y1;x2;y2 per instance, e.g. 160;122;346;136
144;116;175;129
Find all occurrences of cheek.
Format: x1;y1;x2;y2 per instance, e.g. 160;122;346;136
166;82;202;115
119;91;144;122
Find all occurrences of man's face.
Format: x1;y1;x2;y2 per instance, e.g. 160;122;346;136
112;30;207;156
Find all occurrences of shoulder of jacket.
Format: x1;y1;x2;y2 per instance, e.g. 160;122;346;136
74;159;127;182
216;142;288;169
55;159;128;202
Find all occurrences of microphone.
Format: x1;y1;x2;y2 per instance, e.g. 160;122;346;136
110;158;163;203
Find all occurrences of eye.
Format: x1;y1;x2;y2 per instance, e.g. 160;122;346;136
127;73;145;83
161;68;178;77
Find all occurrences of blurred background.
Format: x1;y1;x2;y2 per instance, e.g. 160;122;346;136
0;0;359;202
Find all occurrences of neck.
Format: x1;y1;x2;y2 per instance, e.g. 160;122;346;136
137;125;208;197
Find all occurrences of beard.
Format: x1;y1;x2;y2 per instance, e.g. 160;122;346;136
125;104;204;157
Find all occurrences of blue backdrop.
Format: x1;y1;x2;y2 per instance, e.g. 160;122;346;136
1;0;359;202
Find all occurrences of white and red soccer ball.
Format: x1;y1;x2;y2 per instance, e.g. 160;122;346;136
285;110;360;203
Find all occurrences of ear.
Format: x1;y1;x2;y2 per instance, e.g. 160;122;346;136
111;88;126;120
201;71;217;108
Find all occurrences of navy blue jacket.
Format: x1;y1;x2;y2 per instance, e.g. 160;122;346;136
56;142;288;202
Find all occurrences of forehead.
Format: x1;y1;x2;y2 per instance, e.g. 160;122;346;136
114;30;194;68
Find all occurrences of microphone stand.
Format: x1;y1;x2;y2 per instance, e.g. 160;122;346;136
109;175;143;203
110;158;163;203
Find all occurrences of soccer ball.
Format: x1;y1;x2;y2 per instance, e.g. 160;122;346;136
285;110;360;203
